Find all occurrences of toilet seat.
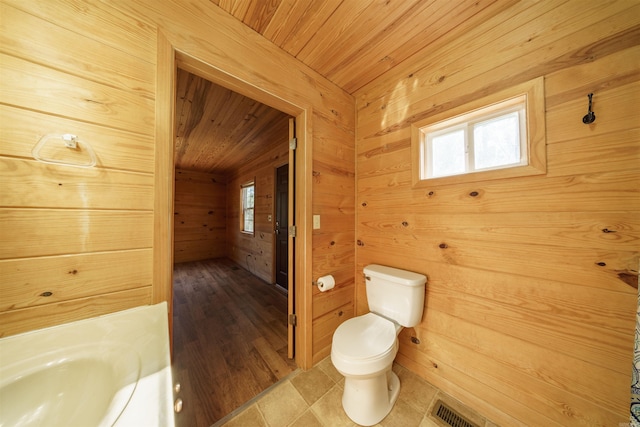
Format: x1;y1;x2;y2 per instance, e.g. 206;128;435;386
333;313;397;360
331;313;399;377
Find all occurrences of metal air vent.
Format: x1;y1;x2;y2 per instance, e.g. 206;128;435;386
431;400;480;427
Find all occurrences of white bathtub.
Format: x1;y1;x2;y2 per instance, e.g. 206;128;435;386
0;302;175;427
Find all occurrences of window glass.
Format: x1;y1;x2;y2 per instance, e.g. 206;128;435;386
241;183;254;233
431;129;465;177
473;111;521;170
420;98;526;179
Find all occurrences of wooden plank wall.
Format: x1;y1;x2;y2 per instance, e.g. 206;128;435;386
0;0;356;368
0;1;156;337
226;117;289;284
108;0;356;367
174;169;227;264
354;2;640;426
310;102;357;364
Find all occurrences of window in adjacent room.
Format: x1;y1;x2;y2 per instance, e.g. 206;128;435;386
241;181;255;234
411;77;546;186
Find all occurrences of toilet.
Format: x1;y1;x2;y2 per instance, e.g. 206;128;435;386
331;264;426;426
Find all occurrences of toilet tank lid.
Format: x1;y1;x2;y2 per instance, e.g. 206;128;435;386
364;264;426;287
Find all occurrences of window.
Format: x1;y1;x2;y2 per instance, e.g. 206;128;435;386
424;97;527;179
411;77;546;186
241;181;255;234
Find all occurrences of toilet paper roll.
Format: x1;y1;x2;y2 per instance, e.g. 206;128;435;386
316;275;335;292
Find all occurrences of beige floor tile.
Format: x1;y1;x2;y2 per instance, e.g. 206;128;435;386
419;413;442;427
221;404;267;427
380;397;425;427
394;363;438;414
288;409;324;427
310;384;358;427
291;366;336;405
222;357;488;427
316;355;343;383
257;381;309;426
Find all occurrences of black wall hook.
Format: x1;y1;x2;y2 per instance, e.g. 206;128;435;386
582;93;596;124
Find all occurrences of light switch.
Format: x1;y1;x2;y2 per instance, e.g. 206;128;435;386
267;215;272;222
313;215;321;229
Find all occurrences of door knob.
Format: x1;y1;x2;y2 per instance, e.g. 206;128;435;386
174;398;183;413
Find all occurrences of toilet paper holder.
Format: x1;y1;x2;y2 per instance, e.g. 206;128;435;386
313;274;336;291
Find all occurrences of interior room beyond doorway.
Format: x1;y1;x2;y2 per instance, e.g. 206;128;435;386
172;258;297;426
171;68;297;426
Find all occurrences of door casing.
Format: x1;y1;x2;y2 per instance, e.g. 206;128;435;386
153;32;313;369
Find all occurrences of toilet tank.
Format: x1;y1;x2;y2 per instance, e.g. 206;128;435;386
364;264;427;327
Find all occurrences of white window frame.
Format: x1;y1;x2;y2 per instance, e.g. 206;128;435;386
422;98;527;179
240;181;255;234
411;77;546;187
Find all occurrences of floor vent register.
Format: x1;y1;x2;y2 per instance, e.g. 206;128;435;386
431;400;481;427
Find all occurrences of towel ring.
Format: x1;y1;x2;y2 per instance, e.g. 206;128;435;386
32;133;97;168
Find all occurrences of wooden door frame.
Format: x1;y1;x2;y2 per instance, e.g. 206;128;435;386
153;31;313;369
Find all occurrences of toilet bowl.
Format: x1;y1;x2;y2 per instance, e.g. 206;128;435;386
330;264;427;426
331;313;402;426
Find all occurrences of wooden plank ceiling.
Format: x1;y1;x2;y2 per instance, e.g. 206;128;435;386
175;0;516;173
175;68;290;173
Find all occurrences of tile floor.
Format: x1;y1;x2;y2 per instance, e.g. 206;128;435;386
215;357;497;427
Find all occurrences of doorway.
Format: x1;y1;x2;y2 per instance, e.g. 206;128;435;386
154;35;313;371
170;67;298;425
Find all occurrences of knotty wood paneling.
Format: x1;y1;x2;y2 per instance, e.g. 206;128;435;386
0;54;154;135
0;209;153;259
309;111;356;364
0;250;152;312
108;0;357;368
354;2;639;426
226;117;289;284
174;169;227;263
214;0;516;93
175;70;292;174
0;158;154;209
0;287;152;338
2;3;637;425
0;0;155;336
0;105;155;173
1;0;357;371
0;3;155;99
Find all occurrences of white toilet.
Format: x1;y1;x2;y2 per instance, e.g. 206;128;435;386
331;264;426;426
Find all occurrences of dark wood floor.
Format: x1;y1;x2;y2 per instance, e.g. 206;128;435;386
172;258;297;427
